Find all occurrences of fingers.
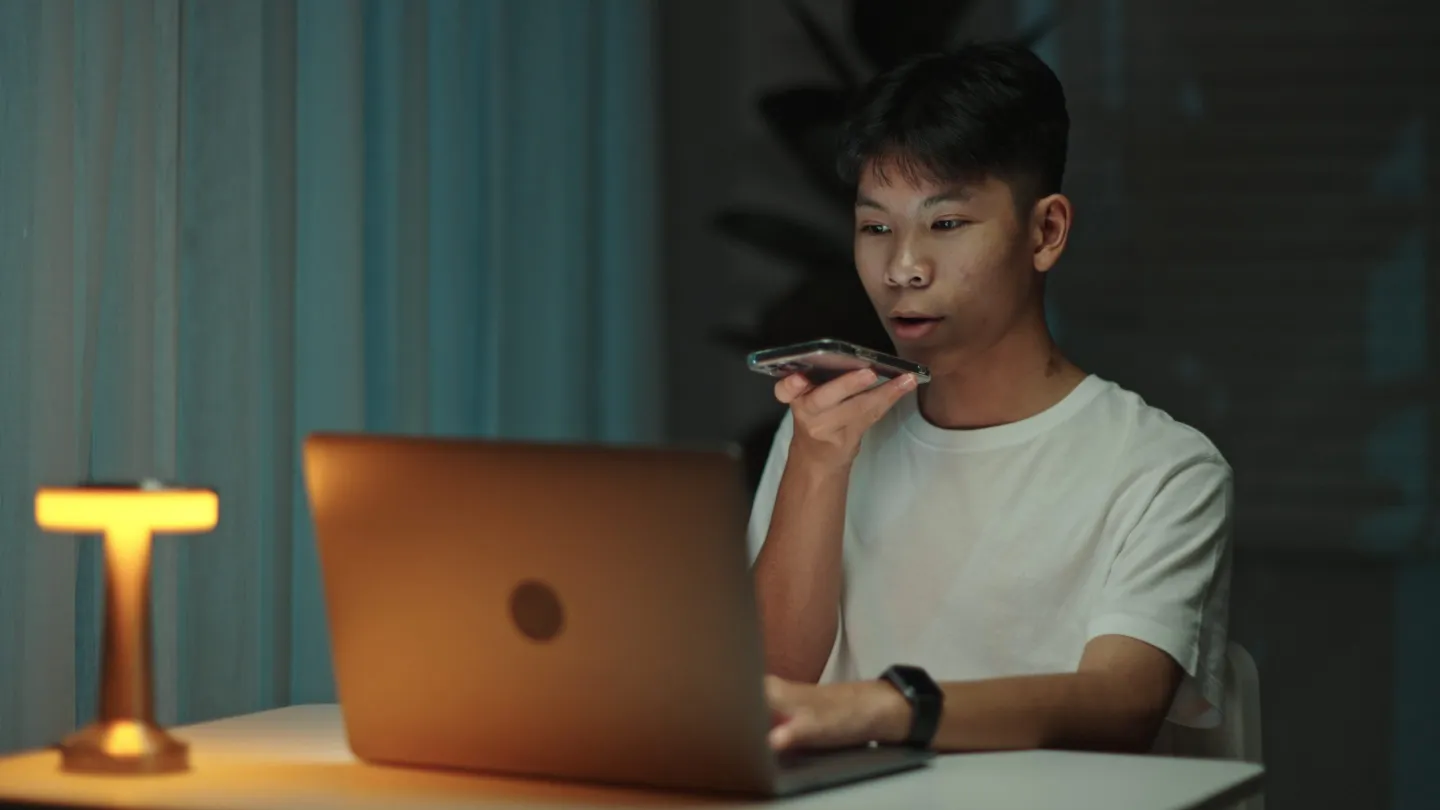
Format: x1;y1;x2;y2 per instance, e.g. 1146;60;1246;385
801;369;880;411
777;368;920;412
765;675;797;725
769;721;799;751
765;677;808;751
773;373;813;404
764;674;789;706
764;677;859;752
829;373;918;426
768;706;818;751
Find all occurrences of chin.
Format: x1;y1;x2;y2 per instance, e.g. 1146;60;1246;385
888;338;941;364
888;326;946;350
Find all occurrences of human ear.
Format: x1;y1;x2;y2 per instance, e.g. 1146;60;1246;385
1031;193;1072;273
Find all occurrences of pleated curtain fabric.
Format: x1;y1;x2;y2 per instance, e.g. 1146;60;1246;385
0;0;658;752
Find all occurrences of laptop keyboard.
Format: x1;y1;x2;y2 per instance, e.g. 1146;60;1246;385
775;750;826;770
776;745;880;772
772;744;934;794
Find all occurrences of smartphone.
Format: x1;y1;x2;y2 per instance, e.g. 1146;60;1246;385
746;339;931;385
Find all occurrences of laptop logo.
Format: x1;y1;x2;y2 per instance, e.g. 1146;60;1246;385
509;580;565;642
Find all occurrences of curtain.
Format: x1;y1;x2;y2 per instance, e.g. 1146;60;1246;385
0;0;658;752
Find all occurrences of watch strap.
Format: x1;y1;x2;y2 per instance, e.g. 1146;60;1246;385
880;664;943;748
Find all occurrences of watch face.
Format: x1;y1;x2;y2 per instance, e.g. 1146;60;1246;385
882;665;944;748
889;665;942;698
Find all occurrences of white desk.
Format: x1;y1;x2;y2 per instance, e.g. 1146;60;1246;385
0;704;1262;810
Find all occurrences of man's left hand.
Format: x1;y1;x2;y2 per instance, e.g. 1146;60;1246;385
764;675;912;751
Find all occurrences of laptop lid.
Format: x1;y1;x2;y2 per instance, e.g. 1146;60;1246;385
302;433;778;794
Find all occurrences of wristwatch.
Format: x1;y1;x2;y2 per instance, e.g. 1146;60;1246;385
879;664;944;748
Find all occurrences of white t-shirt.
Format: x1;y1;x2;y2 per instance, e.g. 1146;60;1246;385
746;374;1233;729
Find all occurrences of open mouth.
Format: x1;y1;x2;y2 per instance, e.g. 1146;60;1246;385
888;314;943;340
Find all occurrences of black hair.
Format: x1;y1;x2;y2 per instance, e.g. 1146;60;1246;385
837;42;1069;208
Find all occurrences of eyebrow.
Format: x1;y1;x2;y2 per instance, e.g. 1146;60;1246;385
854;187;975;211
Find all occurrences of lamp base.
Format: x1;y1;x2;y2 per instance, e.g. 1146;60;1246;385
59;719;189;774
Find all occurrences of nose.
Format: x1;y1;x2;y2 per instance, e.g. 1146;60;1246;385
883;242;933;289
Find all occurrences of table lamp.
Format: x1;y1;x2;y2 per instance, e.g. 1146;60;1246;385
34;480;218;775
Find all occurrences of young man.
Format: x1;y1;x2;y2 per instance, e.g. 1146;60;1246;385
750;43;1233;755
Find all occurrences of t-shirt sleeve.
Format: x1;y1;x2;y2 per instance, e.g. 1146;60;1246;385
1087;457;1234;728
746;411;794;565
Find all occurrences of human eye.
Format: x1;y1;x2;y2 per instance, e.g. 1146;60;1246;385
931;218;969;232
858;223;892;235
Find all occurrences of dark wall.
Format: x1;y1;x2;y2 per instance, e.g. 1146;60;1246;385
1051;5;1440;805
655;0;745;444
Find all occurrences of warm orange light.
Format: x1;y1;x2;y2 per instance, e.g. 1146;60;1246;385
35;487;217;534
35;482;217;775
104;721;148;758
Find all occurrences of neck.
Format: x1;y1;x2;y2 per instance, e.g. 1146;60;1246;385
915;309;1086;430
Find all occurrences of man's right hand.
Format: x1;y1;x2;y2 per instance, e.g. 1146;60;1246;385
755;367;917;681
775;369;918;470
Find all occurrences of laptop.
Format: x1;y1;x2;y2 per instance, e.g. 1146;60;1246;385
302;433;934;797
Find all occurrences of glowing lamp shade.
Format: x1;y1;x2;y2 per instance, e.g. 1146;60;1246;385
35;482;218;775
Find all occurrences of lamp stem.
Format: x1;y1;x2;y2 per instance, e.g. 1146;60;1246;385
99;525;154;723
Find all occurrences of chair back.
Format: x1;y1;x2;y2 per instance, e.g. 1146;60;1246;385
1158;641;1264;810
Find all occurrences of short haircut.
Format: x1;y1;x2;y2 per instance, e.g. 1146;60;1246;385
836;42;1070;208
